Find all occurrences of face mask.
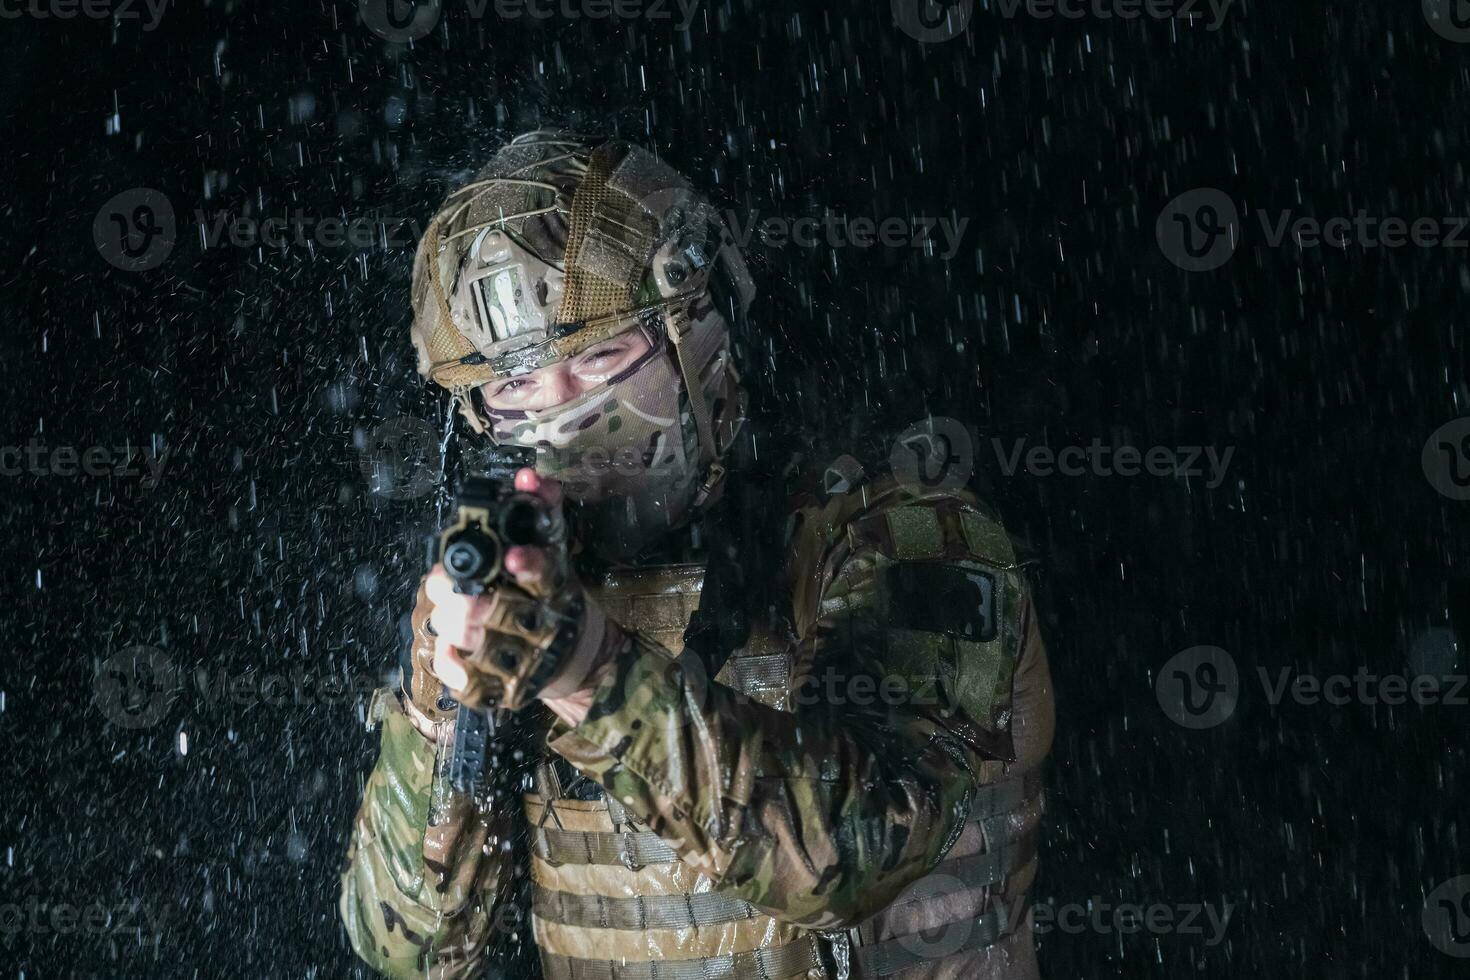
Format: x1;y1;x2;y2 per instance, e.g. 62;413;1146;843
486;348;707;556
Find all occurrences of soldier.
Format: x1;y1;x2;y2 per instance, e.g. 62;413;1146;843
340;130;1055;979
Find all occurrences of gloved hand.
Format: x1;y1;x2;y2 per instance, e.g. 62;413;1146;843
424;469;614;714
399;575;460;736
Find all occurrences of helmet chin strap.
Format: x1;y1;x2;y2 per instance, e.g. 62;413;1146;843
665;302;728;510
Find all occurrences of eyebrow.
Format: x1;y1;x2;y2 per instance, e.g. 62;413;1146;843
492;338;637;395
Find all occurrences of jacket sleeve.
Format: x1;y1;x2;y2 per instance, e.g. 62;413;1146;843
339;586;515;979
546;487;1034;931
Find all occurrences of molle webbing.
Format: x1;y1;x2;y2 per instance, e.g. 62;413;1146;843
854;897;1032;977
530;770;1039;873
557;142;657;325
971;767;1043;818
533;890;759;930
539;940;822;980
845;768;1045;975
523;562;1042;979
920;824;1037;895
533;827;680;867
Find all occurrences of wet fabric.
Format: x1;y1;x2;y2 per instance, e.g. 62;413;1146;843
339;475;1054;979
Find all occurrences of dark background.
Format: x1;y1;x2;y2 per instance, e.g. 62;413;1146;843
3;0;1468;977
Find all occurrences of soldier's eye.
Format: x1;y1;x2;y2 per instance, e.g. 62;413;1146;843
573;344;633;379
583;345;623;365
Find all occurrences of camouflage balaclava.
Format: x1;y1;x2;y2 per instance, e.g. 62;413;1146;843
409;130;755;556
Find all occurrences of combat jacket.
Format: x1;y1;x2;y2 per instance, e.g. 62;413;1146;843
340;476;1055;979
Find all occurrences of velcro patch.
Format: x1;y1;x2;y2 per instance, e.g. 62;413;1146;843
884;506;945;560
883;562;997;642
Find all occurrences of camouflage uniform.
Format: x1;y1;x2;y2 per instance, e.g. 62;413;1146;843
342;130;1053;979
341;474;1054;979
